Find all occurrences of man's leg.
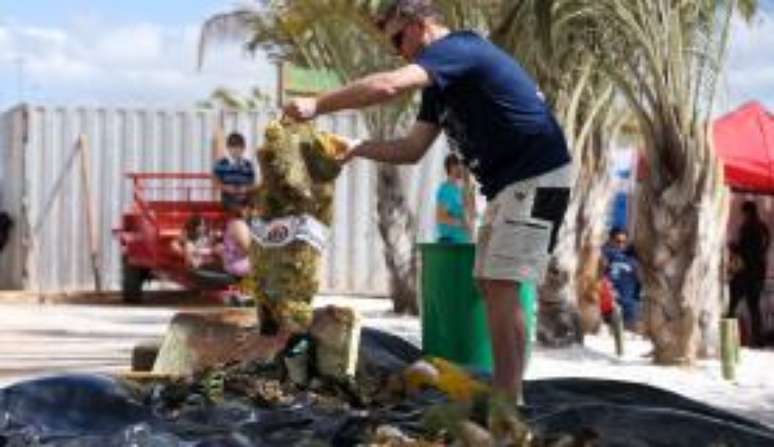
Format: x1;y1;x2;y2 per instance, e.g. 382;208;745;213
473;169;570;400
746;279;764;346
727;276;744;318
479;278;524;399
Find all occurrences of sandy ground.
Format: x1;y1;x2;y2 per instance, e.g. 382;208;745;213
0;295;772;427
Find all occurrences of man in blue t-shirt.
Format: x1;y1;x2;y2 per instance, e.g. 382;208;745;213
212;132;256;209
283;0;572;401
436;153;470;243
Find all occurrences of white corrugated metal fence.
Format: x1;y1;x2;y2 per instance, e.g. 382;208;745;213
0;104;448;295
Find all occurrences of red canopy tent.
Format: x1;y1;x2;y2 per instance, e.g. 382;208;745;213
715;102;774;345
713;101;774;193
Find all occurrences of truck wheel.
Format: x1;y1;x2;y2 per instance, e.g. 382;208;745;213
122;259;149;304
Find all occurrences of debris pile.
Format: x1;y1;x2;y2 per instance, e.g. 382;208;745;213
128;309;579;446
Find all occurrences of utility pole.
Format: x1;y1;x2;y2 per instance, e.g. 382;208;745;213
15;57;25;103
276;61;285;109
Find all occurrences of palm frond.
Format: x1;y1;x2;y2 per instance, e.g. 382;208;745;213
198;8;264;69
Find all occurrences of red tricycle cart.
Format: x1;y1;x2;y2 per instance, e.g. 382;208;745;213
113;173;228;303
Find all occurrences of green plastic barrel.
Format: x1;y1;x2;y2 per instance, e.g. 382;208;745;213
419;243;536;373
520;280;537;366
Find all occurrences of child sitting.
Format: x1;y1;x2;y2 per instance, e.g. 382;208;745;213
171;215;217;270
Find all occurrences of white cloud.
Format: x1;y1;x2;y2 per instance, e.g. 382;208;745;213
95;23;164;66
17;26;69;47
0;28;9;50
5;6;766;113
723;12;774;112
0;18;274;109
26;53;97;80
728;66;774;90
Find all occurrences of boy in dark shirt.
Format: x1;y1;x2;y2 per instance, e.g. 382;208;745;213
213;132;256;209
283;0;571;402
601;228;641;330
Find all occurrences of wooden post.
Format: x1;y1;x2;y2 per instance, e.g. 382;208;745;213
731;318;741;364
78;134;102;293
720;318;736;380
211;121;225;202
31;134;82;298
276;61;286;109
612;305;624;357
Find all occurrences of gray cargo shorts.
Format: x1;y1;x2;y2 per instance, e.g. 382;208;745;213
474;164;571;283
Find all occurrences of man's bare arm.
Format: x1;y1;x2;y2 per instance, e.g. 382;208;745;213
317;64;430;114
346;121;440;165
284;65;432;120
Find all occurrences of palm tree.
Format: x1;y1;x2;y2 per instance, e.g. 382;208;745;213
485;0;761;355
199;0;422;314
197;86;273;110
560;0;759;363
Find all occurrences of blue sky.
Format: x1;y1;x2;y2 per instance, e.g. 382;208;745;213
0;1;277;108
0;1;773;113
3;1;229;26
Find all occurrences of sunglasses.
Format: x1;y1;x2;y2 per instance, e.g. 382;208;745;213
390;27;406;50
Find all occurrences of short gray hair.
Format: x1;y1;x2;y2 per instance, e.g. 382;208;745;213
377;0;443;30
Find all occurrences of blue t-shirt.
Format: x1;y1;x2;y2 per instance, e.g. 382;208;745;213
416;31;571;199
602;245;640;304
436;180;470;243
213;157;255;206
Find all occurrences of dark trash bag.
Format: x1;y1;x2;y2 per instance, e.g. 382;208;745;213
2;329;773;446
523;378;774;447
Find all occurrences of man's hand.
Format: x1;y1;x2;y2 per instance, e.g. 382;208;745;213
283;97;318;122
337;141;367;164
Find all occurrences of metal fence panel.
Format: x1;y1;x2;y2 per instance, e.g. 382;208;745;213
0;106;26;288
0;104;449;295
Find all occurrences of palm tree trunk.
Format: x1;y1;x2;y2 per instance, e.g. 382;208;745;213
375;163;418;315
636;151;728;363
537;196;583;346
573;165;616;334
538;158;614;344
537;99;620;342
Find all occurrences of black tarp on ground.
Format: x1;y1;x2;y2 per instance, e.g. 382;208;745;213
1;328;773;446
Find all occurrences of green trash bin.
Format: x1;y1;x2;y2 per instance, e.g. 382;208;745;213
419;243;536;373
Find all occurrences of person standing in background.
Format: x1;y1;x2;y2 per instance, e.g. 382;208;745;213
436;153;470;243
729;200;770;346
601;228;641;331
212;132;257;209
